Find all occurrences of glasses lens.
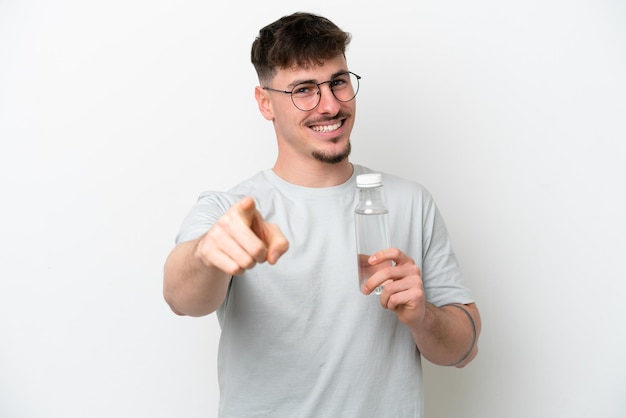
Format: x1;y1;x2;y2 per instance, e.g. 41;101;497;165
331;72;359;102
291;83;319;111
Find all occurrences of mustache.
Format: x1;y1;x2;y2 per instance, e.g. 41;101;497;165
306;111;351;125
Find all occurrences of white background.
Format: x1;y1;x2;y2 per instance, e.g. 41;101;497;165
1;1;625;417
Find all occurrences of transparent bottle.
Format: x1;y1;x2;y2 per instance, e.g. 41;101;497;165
355;173;391;295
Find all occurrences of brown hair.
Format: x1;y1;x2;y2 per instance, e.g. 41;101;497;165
251;12;351;83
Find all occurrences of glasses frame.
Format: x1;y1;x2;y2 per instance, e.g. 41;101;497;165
263;71;361;111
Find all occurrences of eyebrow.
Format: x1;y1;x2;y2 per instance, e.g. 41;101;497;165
287;70;350;89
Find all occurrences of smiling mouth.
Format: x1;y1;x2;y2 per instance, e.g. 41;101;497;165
310;120;343;133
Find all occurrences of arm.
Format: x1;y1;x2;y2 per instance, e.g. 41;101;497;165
163;238;232;317
163;197;289;317
409;301;480;368
362;248;481;367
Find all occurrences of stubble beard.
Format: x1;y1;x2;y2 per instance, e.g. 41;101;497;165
312;140;351;165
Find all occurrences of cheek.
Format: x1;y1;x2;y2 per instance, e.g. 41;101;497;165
273;114;305;141
275;108;305;128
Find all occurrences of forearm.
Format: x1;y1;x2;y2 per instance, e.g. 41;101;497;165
410;302;481;368
163;239;231;317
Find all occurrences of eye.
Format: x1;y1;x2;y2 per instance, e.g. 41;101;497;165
331;75;349;89
292;83;317;97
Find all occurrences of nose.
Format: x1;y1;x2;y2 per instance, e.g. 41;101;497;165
315;83;342;114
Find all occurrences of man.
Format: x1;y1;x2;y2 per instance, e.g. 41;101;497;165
164;12;481;417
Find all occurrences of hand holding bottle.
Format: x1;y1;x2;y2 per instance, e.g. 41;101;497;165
361;248;426;326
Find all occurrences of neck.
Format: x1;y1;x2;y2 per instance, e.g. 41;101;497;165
272;159;354;188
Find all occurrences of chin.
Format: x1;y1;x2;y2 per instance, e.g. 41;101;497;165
312;141;351;164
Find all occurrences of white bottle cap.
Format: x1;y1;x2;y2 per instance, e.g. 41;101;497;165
356;173;383;188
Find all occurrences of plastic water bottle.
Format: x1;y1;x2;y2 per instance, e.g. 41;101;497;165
355;173;391;295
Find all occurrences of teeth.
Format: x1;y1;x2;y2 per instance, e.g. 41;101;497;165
311;121;342;132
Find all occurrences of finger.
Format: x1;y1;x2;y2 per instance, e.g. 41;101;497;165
361;263;393;295
386;289;426;325
237;197;289;264
383;283;422;311
377;267;424;310
213;233;260;271
237;196;259;226
369;248;414;266
364;262;421;298
263;223;289;264
203;223;262;270
208;249;248;276
211;212;268;264
225;198;271;263
363;255;418;294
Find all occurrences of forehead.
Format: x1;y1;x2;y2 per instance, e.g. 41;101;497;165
273;55;349;85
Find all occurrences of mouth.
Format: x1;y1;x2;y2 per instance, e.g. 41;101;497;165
309;119;344;133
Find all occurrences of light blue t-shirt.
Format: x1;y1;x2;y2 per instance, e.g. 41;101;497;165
176;164;474;418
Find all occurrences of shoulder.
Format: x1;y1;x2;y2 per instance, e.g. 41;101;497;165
355;165;434;202
195;171;272;207
175;171;270;243
383;172;431;196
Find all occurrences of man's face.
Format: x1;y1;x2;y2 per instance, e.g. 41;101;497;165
257;55;357;165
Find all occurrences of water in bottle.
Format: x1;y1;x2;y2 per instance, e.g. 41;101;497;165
355;173;391;294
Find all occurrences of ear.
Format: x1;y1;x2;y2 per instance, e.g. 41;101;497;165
255;86;274;121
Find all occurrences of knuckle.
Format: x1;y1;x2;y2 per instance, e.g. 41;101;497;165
242;259;257;270
386;294;400;310
223;265;241;276
408;264;421;276
213;217;231;235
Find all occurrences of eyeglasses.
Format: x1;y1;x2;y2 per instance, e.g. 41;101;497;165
263;71;361;111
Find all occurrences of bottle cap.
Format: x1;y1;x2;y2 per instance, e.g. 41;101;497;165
356;173;383;188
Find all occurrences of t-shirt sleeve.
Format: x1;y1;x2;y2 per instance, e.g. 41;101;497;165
175;191;242;244
420;191;475;307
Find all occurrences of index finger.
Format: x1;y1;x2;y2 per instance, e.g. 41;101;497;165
368;247;414;266
236;197;289;264
236;196;259;227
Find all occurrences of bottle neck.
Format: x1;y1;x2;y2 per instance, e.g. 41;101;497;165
358;186;383;199
356;186;387;213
